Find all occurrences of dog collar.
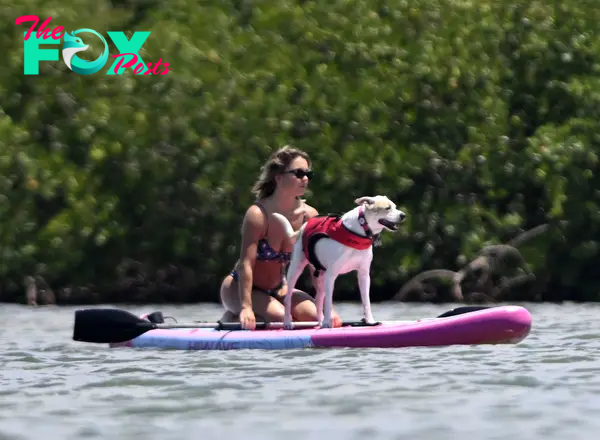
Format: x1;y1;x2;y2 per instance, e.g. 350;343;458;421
358;205;381;247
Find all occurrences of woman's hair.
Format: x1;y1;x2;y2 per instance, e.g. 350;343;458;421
251;145;311;199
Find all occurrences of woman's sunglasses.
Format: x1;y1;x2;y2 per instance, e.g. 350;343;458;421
283;168;314;180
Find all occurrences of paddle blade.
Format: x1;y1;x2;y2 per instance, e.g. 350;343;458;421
72;308;155;343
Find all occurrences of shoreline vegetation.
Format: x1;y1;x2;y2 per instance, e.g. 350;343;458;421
3;1;600;305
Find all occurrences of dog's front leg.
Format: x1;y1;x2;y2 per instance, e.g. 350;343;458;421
320;272;337;328
357;266;375;324
283;243;306;329
313;274;325;325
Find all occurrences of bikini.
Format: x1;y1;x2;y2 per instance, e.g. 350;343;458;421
229;202;307;298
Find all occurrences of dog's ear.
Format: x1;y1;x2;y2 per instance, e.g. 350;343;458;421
355;196;375;205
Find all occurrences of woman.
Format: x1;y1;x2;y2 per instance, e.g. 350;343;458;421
219;145;342;330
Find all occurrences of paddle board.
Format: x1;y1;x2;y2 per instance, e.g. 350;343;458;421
107;305;532;350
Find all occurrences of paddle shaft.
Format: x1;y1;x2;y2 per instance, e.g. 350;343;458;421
160;320;381;331
199;306;490;330
140;306;494;330
156;306;491;331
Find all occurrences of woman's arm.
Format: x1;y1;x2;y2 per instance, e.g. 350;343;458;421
235;205;265;310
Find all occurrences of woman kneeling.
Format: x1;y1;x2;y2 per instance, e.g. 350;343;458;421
219;146;342;330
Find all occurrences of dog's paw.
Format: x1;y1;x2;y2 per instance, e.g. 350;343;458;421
283;319;294;330
361;317;381;326
319;321;333;329
364;315;376;324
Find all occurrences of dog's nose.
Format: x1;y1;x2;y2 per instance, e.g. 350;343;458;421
399;212;406;221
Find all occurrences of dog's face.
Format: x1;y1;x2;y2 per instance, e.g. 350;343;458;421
354;195;406;232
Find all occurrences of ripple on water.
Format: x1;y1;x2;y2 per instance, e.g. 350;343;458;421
76;377;188;389
472;375;545;388
0;430;27;440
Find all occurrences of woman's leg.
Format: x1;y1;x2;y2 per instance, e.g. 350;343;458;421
287;289;342;326
219;275;342;326
219;274;287;322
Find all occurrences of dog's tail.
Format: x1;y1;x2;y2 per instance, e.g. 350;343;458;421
272;213;304;243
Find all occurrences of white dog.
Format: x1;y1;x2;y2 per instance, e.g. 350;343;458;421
273;195;406;329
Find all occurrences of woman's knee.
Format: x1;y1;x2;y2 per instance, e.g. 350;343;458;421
291;289;316;303
289;290;341;321
289;290;318;320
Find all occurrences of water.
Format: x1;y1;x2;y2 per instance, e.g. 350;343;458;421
1;301;599;440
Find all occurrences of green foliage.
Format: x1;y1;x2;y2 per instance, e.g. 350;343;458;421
2;0;600;303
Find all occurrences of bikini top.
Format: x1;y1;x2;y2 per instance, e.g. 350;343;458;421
254;202;306;263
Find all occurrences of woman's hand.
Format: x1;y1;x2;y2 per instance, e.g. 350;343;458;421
239;306;256;330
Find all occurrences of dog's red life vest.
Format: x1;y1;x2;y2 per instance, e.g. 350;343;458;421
301;215;373;263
